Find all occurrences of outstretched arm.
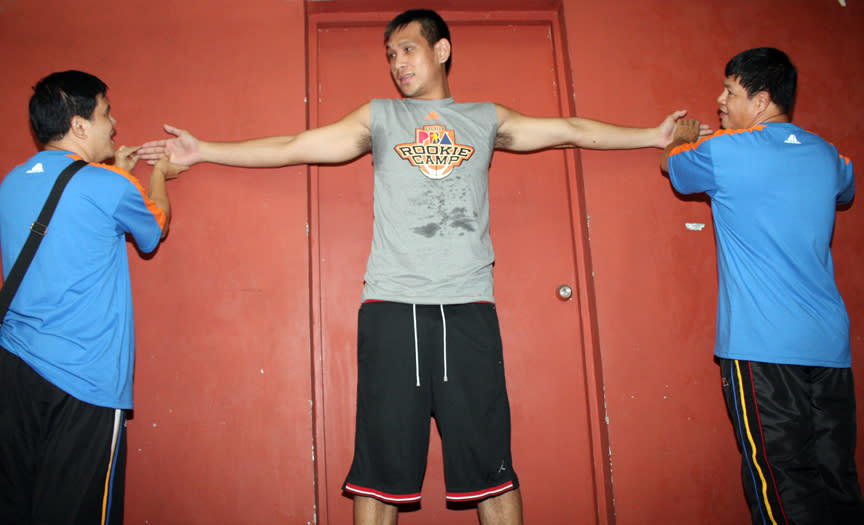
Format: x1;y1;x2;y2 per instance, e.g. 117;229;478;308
495;106;708;152
659;118;702;173
138;104;372;168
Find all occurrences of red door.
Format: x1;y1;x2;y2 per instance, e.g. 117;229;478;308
309;11;607;524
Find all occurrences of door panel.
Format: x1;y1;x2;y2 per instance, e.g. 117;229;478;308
310;16;599;524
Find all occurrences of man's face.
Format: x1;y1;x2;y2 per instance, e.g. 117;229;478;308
716;75;760;130
86;94;117;162
386;21;444;99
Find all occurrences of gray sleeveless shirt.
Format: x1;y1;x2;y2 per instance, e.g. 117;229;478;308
362;98;498;304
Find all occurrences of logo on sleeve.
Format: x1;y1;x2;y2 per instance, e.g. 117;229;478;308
394;125;475;180
26;163;45;174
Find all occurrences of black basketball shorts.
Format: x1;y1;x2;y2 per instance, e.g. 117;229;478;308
343;301;519;504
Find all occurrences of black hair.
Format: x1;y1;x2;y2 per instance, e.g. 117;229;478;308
385;9;452;73
725;47;796;114
29;70;107;145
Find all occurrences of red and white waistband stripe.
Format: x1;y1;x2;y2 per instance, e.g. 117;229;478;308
343;483;422;504
446;481;514;502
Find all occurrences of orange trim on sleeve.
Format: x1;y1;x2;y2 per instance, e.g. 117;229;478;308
91;162;167;230
812;136;852;166
669;125;767;158
669;141;697;156
65;153;166;228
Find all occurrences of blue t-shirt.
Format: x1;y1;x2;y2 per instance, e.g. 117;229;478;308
668;123;854;367
0;150;166;408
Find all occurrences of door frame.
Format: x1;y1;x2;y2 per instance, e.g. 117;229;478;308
305;7;612;524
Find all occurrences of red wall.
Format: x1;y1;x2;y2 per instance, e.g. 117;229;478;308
0;1;861;523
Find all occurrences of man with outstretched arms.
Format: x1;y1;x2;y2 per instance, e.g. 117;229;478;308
140;9;703;524
661;48;863;524
0;70;185;524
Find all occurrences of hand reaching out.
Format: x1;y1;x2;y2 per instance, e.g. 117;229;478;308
139;124;201;166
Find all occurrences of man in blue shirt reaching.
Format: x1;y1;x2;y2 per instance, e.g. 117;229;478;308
662;47;863;524
0;70;185;524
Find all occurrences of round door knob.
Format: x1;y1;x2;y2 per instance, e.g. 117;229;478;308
557;284;573;301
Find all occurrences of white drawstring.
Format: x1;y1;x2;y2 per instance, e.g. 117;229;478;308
412;304;420;387
440;305;448;382
412;304;449;386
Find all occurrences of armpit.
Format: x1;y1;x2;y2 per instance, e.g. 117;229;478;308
358;132;372;153
494;131;513;149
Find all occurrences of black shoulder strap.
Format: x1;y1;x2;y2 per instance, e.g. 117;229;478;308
0;159;88;326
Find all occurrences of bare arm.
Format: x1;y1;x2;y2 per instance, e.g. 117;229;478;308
138;103;372;168
149;156;188;239
494;105;694;152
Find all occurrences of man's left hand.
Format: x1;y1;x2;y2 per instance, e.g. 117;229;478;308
114;145;141;172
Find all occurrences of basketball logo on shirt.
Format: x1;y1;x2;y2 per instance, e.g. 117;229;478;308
394;124;475;180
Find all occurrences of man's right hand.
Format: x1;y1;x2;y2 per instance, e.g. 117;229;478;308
155;155;189;180
673;118;703;144
139;124;201;166
661;118;706;173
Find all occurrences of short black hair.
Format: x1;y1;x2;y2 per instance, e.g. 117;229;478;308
385;9;452;73
29;70;107;145
725;47;796;114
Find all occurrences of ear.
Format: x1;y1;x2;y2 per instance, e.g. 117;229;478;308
754;91;772;112
434;38;451;67
69;115;89;140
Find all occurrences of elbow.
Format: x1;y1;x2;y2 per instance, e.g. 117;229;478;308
660;145;676;174
160;210;171;240
157;204;171;240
